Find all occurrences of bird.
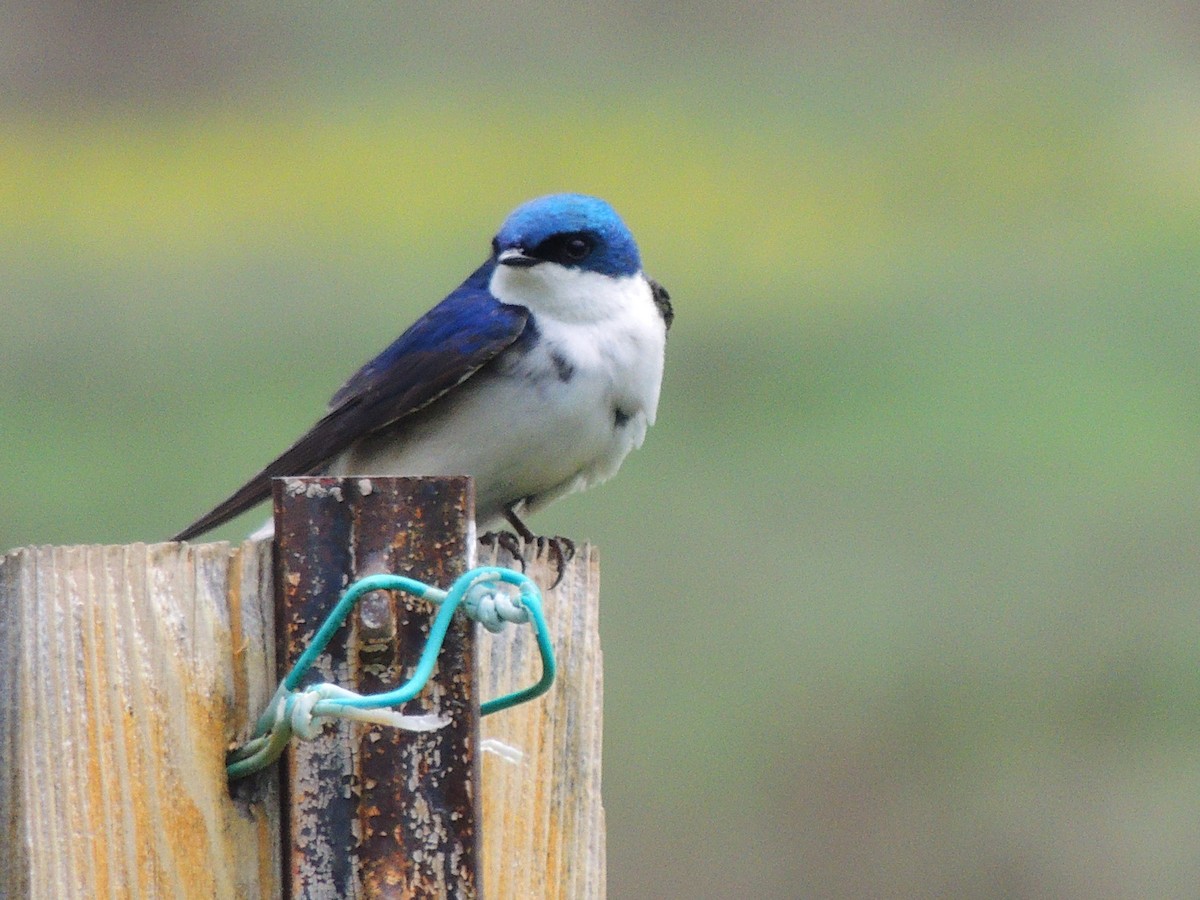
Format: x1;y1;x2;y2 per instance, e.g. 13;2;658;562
172;193;673;580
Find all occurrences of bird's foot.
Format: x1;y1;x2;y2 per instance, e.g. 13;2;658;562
534;534;576;588
479;529;526;566
479;531;576;589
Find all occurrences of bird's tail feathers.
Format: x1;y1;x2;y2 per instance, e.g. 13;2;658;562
171;475;272;542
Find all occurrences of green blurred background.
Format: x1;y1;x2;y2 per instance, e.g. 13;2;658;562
4;4;1200;897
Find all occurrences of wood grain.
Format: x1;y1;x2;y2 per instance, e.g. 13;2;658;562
0;528;606;898
0;540;279;899
477;542;606;899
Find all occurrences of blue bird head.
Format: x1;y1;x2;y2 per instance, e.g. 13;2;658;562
492;193;642;278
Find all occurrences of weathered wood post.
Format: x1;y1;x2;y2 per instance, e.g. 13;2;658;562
0;539;280;897
477;541;606;899
0;475;606;898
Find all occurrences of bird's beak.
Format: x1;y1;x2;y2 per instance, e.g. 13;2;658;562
497;248;540;269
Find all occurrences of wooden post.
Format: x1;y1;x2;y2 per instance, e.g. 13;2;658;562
0;477;607;898
0;540;280;898
477;543;606;900
274;475;479;898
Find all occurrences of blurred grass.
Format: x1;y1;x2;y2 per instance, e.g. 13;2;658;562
4;50;1200;897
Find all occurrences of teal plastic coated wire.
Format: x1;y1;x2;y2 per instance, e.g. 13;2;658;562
227;566;556;781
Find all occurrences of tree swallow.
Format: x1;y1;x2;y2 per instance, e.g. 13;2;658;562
173;193;673;576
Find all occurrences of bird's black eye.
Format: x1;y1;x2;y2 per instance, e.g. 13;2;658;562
531;232;595;265
563;236;591;261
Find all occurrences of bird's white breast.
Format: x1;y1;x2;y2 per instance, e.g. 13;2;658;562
331;263;667;525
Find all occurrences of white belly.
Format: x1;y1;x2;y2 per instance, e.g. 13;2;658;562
330;294;666;525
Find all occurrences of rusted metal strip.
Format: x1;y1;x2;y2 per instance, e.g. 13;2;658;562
274;476;480;898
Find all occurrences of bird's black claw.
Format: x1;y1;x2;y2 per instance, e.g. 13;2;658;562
534;535;575;588
479;530;527;571
479;531;575;588
532;535;573;592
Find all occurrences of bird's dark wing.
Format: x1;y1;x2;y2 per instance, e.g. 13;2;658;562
173;260;528;541
648;276;673;332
